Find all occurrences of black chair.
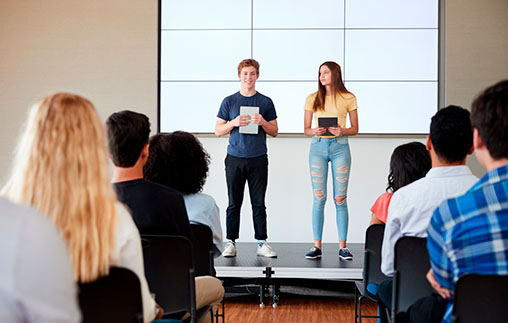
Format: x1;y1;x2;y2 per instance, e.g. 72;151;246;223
78;267;143;323
452;274;508;323
141;235;211;323
190;224;225;323
391;237;433;322
190;224;216;277
354;224;387;323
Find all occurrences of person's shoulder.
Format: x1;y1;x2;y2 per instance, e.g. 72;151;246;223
393;176;428;198
192;192;216;204
255;91;274;103
115;202;140;238
433;179;480;223
141;179;183;197
224;91;241;101
462;168;480;184
337;92;357;105
115;202;138;228
306;92;318;101
388;178;427;216
0;197;56;239
185;192;216;207
374;192;393;204
342;92;356;100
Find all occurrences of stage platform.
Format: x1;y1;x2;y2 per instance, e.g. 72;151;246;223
215;242;364;280
215;243;364;306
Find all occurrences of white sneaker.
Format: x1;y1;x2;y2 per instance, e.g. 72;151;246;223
257;242;278;258
222;242;237;257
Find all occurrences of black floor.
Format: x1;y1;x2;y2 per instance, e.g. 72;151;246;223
215;242;364;269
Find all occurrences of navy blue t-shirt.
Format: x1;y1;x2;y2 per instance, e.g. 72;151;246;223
217;91;277;158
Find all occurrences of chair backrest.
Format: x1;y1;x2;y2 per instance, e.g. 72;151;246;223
78;267;143;323
452;274;508;323
363;224;388;289
392;236;433;321
190;223;216;277
141;235;197;321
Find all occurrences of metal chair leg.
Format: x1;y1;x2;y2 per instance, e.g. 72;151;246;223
354;288;359;323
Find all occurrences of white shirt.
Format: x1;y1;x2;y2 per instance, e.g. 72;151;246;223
0;197;81;323
184;193;224;257
115;203;156;323
381;166;478;277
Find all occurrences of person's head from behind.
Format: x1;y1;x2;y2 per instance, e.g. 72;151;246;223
471;79;508;167
2;92;117;283
144;131;210;195
106;110;150;168
429;105;473;164
387;142;431;193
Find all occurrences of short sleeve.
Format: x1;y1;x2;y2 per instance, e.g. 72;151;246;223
304;93;317;111
370;192;392;223
348;94;358;112
263;97;277;122
217;97;230;121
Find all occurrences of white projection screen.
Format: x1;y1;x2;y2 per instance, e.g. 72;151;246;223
159;0;440;134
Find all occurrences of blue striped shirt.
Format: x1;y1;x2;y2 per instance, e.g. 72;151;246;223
427;164;508;323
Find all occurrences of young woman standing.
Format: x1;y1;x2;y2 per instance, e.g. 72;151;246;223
304;61;359;260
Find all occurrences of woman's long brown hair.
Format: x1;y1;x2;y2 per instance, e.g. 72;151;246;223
312;61;351;111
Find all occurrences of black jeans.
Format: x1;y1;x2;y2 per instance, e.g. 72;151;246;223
406;294;447;323
225;154;268;240
377;278;446;323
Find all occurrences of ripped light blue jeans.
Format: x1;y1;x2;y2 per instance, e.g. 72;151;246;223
309;136;351;241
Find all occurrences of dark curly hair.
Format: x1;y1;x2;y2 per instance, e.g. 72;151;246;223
143;131;210;195
387;142;431;193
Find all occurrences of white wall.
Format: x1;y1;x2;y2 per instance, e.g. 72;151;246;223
0;0;507;245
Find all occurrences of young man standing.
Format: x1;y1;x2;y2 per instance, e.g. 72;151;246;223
215;59;278;258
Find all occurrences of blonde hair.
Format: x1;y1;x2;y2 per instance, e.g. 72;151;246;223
2;93;117;283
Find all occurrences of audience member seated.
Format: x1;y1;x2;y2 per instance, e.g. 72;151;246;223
106;110;192;240
377;105;479;323
405;80;508;323
2;93;163;322
0;197;80;323
106;113;224;322
144;131;224;257
370;142;431;225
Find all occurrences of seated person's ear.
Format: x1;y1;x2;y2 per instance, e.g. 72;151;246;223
473;129;485;151
426;136;432;151
141;144;149;159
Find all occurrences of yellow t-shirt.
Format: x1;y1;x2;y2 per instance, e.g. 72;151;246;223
304;92;358;133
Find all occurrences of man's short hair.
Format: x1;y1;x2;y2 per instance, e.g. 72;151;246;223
430;105;473;163
106;110;150;167
471;80;508;160
237;58;260;75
